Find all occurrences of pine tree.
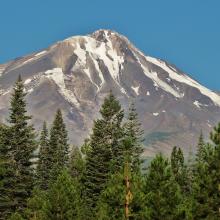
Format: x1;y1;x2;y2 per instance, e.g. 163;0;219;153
192;143;219;219
26;170;85;220
96;167;146;220
124;103;144;172
210;123;220;145
144;154;182;220
68;147;85;181
0;76;36;217
192;124;220;220
0;124;17;219
83;92;124;210
171;146;189;192
36;122;51;190
49;109;69;182
196;131;206;161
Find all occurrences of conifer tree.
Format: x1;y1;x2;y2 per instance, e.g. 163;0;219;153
196;131;206;161
36;122;51;190
171;146;189;192
0;124;17;219
144;154;182;220
124;103;144;172
96;167;146;220
192;124;220;219
68;147;85;181
49;109;69;182
83;92;124;210
210;123;220;145
26;170;84;220
192;143;219;219
1;76;36;216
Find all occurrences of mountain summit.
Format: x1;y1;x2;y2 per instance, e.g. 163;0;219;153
0;29;219;155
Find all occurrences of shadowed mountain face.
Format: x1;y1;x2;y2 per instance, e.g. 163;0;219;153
0;29;219;156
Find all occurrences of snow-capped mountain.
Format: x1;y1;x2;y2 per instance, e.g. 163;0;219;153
0;29;219;156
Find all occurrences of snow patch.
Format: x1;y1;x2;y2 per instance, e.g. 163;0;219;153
193;100;209;108
134;53;182;98
0;89;10;96
145;56;220;106
24;78;32;85
28;88;34;93
73;43;87;64
22;57;35;65
166;78;171;82
45;68;80;107
131;85;140;95
35;50;47;57
120;87;128;96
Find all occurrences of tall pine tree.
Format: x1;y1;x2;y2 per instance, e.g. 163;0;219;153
124;103;144;172
49;109;69;182
144;154;182;220
83;92;124;211
68;147;85;181
192;124;220;219
3;76;36;216
0;124;17;219
196;131;205;161
25;170;85;220
36;122;51;190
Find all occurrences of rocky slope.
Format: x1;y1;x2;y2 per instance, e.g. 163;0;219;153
0;29;219;156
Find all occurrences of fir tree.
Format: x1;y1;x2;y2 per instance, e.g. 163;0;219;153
144;154;182;220
49;109;69;182
192;142;220;219
171;146;184;176
36;122;51;190
96;167;146;220
1;76;36;217
26;170;84;220
83;92;124;210
210;123;220;145
192;124;220;219
196;131;206;161
124;103;144;172
171;146;189;193
68;147;85;181
0;124;17;219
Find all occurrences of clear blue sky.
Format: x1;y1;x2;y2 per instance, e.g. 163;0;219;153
0;0;219;90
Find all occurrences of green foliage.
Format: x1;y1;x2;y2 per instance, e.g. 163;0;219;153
0;124;17;219
210;122;220;145
68;147;85;181
49;109;69;182
192;142;220;219
8;212;24;220
171;146;190;193
0;76;36;218
26;170;84;220
36;122;51;190
83;92;124;209
196;131;206;161
124;103;144;172
144;154;182;220
97;168;146;220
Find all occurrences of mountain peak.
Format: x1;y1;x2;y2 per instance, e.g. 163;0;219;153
1;30;220;154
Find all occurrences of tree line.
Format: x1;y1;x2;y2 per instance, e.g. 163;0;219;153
0;76;220;219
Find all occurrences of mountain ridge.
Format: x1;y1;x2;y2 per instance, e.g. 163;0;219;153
0;29;219;155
